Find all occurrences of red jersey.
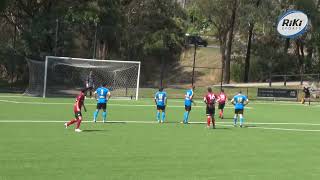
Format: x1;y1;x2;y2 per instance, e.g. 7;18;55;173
218;93;227;104
73;92;85;112
204;93;216;108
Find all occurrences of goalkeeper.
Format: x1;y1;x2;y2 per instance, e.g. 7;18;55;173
93;83;111;123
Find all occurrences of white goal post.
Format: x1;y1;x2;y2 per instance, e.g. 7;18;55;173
25;56;141;100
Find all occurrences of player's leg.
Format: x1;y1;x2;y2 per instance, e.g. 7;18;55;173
66;118;77;128
211;115;215;129
184;106;191;124
212;108;216;128
233;110;238;126
65;112;79;128
161;106;166;123
93;103;101;122
156;106;161;122
219;104;225;119
102;103;107;123
206;107;211;127
75;115;83;132
239;111;244;128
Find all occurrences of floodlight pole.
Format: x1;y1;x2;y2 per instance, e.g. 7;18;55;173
191;43;197;86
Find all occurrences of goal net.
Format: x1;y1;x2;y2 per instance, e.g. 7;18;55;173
25;56;141;100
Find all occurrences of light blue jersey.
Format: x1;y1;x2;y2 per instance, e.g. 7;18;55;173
155;91;167;106
233;94;248;110
96;87;109;104
184;89;194;106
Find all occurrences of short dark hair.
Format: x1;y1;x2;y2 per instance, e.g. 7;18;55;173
159;87;164;92
102;83;108;87
221;89;224;93
207;87;212;92
239;90;242;94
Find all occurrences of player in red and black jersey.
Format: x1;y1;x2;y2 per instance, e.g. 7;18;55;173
64;88;87;132
203;87;217;129
217;89;227;119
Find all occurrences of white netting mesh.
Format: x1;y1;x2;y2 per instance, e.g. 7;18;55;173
25;56;140;99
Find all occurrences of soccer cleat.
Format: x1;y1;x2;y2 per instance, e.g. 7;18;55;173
93;119;96;123
160;121;164;124
75;129;82;132
206;125;210;128
103;121;106;123
64;123;68;129
212;126;216;129
234;124;237;127
240;124;243;128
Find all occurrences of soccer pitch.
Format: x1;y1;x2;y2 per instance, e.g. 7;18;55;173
1;94;320;180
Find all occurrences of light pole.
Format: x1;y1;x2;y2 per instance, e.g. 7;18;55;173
191;42;197;86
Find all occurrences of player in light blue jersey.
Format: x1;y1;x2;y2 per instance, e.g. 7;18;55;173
231;91;249;127
183;86;195;124
93;83;111;123
154;87;167;123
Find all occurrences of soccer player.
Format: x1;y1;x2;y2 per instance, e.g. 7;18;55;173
302;86;311;105
183;86;195;124
203;87;217;128
64;88;87;132
85;71;95;98
154;87;167;123
93;83;111;123
231;91;249;128
217;89;227;119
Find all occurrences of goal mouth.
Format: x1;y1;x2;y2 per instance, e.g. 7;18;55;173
25;56;141;100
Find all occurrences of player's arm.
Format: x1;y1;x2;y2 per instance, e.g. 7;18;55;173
83;103;87;112
244;98;249;105
94;90;98;100
230;98;235;105
203;97;207;104
154;94;157;105
107;92;111;101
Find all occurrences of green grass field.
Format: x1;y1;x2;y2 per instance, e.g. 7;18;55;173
1;94;320;180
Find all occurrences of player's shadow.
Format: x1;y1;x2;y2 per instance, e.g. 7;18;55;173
82;129;107;133
242;125;257;128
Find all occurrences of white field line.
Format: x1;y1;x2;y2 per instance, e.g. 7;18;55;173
0;99;252;109
246;126;320;132
0;120;320;126
1;120;320;132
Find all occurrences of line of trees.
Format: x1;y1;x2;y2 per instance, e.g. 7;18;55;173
0;0;187;85
187;0;320;83
1;0;320;86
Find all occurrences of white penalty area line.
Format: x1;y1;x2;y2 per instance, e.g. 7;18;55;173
0;99;253;109
1;120;320;132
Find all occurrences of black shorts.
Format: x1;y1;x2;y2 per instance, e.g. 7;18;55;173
157;105;166;111
235;109;244;114
185;105;192;111
218;103;225;110
206;106;215;116
97;103;107;110
305;94;310;98
74;111;82;118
